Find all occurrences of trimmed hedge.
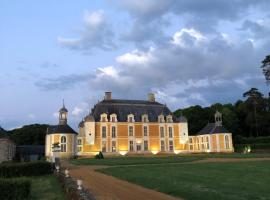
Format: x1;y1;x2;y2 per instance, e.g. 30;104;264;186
0;161;52;178
235;143;270;152
0;178;31;200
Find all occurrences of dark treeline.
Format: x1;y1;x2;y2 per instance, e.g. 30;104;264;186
174;88;270;139
8;124;49;145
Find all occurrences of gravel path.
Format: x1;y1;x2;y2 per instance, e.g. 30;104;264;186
68;165;181;200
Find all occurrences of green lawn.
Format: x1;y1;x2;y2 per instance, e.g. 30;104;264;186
30;175;67;200
70;156;202;166
70;153;270;166
98;161;270;200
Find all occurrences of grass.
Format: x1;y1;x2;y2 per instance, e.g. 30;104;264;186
98;161;270;200
70;156;202;166
30;175;67;200
70;153;270;166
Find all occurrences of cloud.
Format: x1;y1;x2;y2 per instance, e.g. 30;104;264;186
71;102;89;117
58;10;116;53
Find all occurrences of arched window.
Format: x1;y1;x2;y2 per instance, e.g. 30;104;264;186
166;115;173;123
225;135;230;149
77;139;82;145
127;114;135;123
158;115;164;123
142;114;148;123
61;136;67;152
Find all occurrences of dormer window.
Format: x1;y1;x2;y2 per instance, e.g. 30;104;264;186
100;113;108;122
166;115;173;123
142;114;148;123
110;114;117;122
127;114;135;123
158;115;165;123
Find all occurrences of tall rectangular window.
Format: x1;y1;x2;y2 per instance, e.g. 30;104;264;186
160;140;165;151
144;140;148;151
112;141;116;152
102;126;106;138
129;117;133;122
129;141;134;151
136;143;141;151
169;140;174;151
160;127;164;138
102;141;106;152
129;126;134;136
169;127;173;138
112;126;116;138
143;126;148;136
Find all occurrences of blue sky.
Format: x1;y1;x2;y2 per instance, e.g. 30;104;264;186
1;0;269;130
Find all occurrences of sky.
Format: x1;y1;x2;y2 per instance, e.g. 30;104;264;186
1;0;270;130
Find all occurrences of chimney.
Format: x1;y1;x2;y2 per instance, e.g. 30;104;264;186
148;93;155;102
104;92;112;100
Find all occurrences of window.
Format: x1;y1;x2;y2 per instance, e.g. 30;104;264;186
102;126;106;138
112;141;116;152
128;114;134;122
143;126;148;136
129;126;134;136
112;126;116;138
77;139;82;145
158;115;164;123
168;127;173;138
160;140;165;151
167;115;173;123
142;115;148;123
197;137;200;150
102;141;106;152
129;141;134;151
160;127;165;138
77;146;82;152
102;117;106;122
60;136;67;152
112;117;115;122
136;143;141;151
206;137;210;150
225;135;230;149
144;140;148;151
201;137;204;149
169;140;174;151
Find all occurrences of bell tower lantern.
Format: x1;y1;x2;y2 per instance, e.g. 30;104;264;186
215;110;222;126
59;100;68;125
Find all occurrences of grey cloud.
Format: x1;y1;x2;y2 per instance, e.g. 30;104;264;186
58;10;116;53
35;73;93;91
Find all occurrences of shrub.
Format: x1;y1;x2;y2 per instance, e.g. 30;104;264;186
95;151;104;159
0;178;31;200
0;161;52;178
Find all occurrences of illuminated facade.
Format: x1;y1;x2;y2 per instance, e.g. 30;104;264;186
77;92;189;156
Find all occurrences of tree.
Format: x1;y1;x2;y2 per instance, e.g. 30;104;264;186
261;55;270;86
243;88;264;137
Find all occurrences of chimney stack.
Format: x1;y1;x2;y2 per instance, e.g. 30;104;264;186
104;92;112;100
148;93;155;102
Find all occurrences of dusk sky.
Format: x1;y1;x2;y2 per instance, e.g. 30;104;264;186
1;0;270;130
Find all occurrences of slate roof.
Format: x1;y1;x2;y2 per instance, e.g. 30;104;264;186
0;127;10;139
47;124;78;135
88;99;180;122
197;123;230;135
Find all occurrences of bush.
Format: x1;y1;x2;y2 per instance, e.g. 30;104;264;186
0;161;52;178
235;143;270;152
0;178;31;200
234;135;270;144
95;151;104;159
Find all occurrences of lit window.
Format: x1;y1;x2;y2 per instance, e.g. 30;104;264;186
225;135;230;149
129;126;134;136
144;140;148;151
160;140;165;151
160;127;165;138
143;126;148;136
136;143;141;151
102;126;106;138
60;136;67;152
169;127;173;138
206;137;210;150
169;140;174;151
112;126;116;138
102;141;106;152
112;141;116;152
129;141;134;151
